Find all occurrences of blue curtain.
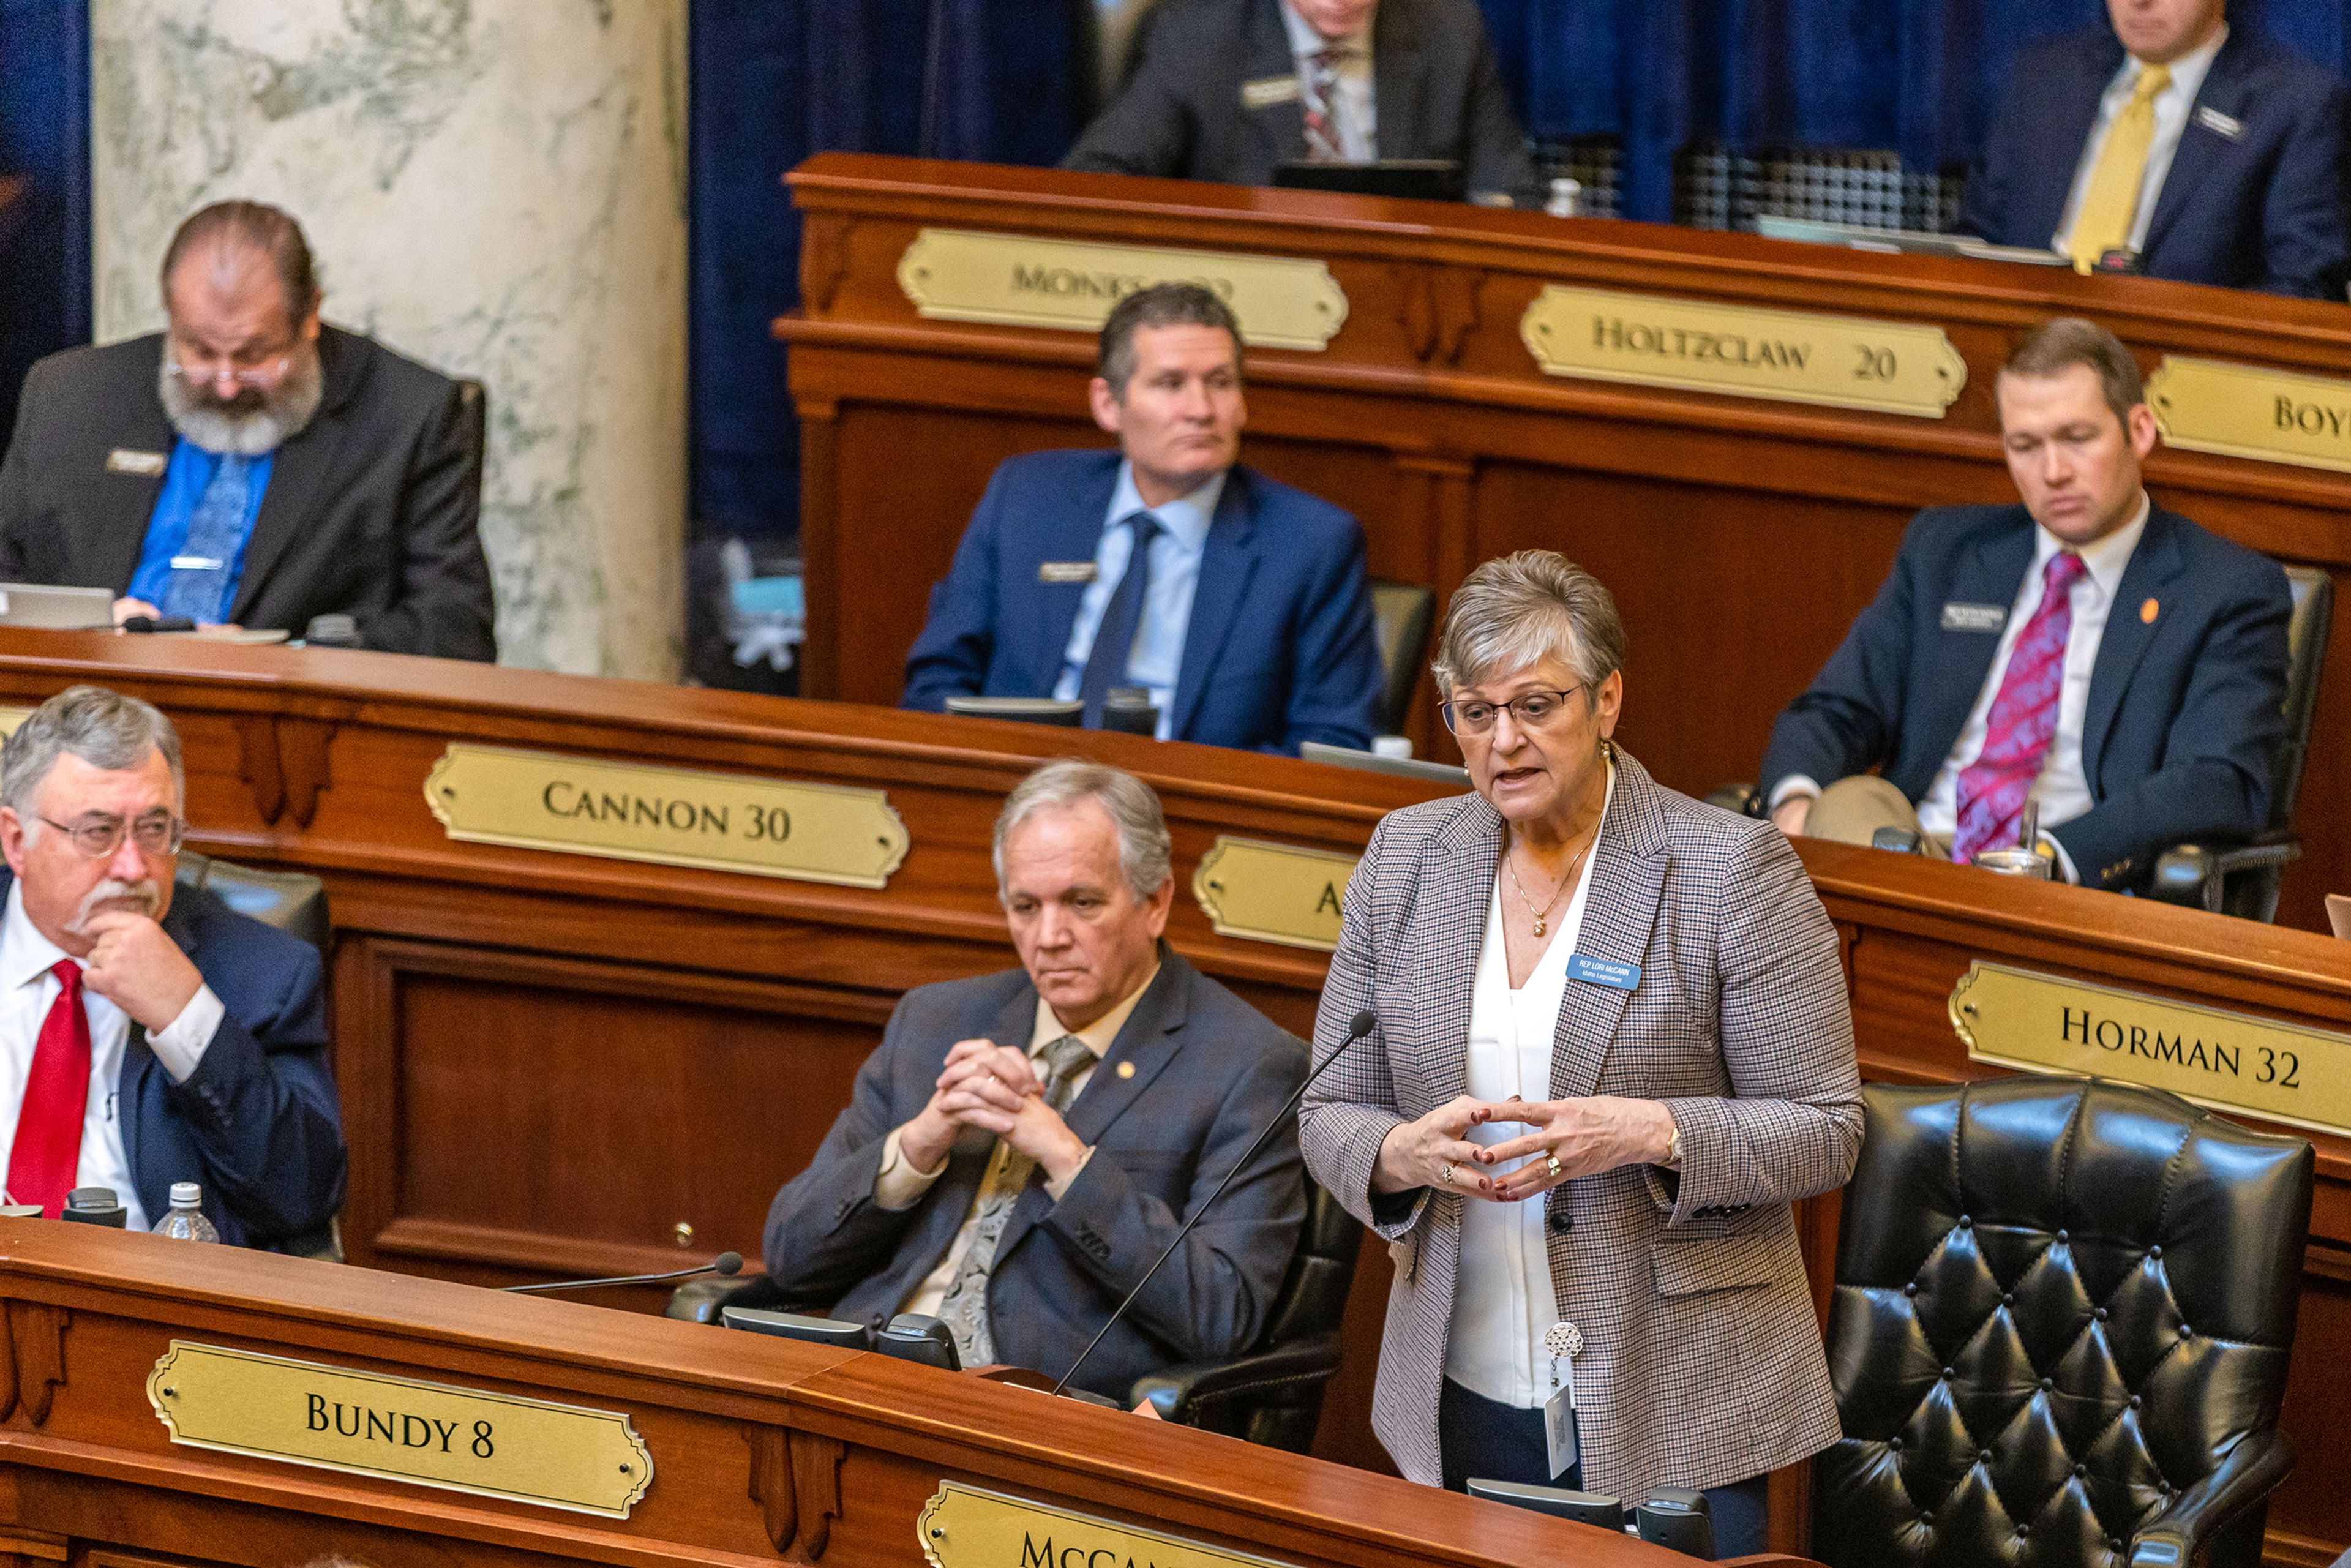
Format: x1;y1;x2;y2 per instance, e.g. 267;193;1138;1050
0;0;90;442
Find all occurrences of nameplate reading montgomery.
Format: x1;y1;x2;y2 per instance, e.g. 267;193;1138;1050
1192;836;1357;953
424;743;910;889
2147;355;2351;477
919;1480;1294;1568
146;1341;652;1518
1950;961;2351;1137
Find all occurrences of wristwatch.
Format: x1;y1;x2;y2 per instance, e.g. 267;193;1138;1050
1663;1124;1684;1171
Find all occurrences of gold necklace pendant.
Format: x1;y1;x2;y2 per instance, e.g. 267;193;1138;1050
1532;915;1547;937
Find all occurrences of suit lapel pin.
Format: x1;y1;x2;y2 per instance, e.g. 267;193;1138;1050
2193;105;2245;140
2140;597;2160;625
1115;1060;1136;1079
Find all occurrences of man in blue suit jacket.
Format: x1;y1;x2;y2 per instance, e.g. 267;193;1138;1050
0;686;343;1246
1760;320;2291;892
902;283;1384;754
1959;0;2351;298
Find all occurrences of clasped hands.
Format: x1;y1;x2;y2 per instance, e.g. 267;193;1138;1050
898;1038;1091;1188
1372;1093;1678;1202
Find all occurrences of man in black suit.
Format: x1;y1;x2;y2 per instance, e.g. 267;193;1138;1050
763;759;1306;1400
1063;0;1536;202
1759;318;2291;891
0;200;496;659
1959;0;2351;297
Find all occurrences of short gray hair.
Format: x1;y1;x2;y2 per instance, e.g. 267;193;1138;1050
1431;551;1626;697
1;686;184;822
992;760;1172;901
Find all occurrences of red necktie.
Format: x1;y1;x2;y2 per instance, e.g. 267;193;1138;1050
9;961;90;1218
1952;552;2090;864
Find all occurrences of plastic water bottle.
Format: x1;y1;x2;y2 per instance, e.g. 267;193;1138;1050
155;1182;220;1243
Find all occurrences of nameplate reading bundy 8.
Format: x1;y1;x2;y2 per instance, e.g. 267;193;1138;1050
2146;355;2351;476
1950;961;2351;1138
1192;836;1357;953
896;229;1348;350
147;1341;652;1518
920;1480;1295;1568
1518;285;1968;418
424;743;910;890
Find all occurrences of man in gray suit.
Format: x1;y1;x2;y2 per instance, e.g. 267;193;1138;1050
762;760;1307;1399
1065;0;1537;202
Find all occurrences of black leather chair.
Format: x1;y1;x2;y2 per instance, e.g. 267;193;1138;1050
1368;579;1436;738
1815;1078;2312;1568
671;1176;1362;1453
176;850;328;959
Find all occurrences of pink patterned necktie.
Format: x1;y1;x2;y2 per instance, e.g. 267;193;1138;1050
1952;552;2090;864
1302;47;1351;162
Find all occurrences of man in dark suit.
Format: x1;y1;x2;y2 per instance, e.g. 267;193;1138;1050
1760;318;2291;891
902;283;1383;754
1959;0;2350;297
0;200;496;659
1064;0;1535;202
763;760;1306;1400
0;686;343;1246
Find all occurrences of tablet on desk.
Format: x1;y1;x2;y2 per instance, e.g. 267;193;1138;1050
1274;159;1466;203
1751;214;2069;267
0;583;118;630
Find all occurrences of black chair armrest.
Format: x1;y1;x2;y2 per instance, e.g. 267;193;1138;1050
667;1272;786;1324
2150;833;2303;913
1128;1332;1344;1423
1704;782;1763;819
2128;1427;2296;1567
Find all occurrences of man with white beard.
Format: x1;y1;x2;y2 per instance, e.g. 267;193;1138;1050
0;686;343;1244
0;200;495;660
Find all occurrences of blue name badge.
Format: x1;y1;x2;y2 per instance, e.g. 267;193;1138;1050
1567;953;1641;992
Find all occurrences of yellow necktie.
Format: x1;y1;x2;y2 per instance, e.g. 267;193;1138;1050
2068;62;2173;272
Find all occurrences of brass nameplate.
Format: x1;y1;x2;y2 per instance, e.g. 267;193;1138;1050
0;708;30;737
1519;285;1967;417
897;229;1348;350
424;743;910;889
1951;962;2351;1137
2147;355;2351;475
147;1341;651;1518
1192;836;1355;953
920;1480;1292;1568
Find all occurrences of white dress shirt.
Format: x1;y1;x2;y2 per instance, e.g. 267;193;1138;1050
1447;763;1610;1409
0;883;224;1230
1281;1;1378;161
2054;26;2230;257
1052;464;1223;738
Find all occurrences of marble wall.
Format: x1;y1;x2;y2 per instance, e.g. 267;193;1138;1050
89;0;687;678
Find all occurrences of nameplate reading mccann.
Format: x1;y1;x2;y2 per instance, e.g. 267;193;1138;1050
2147;355;2351;476
897;229;1347;350
146;1341;651;1518
920;1481;1294;1568
1191;836;1355;953
1950;962;2351;1138
1519;285;1967;418
425;744;910;889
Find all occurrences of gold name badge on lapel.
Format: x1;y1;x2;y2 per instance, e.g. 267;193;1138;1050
1038;561;1097;585
1241;75;1302;110
106;449;168;476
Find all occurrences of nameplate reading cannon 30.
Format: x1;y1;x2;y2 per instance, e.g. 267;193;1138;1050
2147;355;2351;476
1192;836;1357;952
920;1481;1295;1568
146;1341;652;1518
1519;285;1967;418
1950;961;2351;1137
425;743;910;888
897;229;1348;350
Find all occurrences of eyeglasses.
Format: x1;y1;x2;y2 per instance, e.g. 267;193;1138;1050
163;354;289;390
1439;686;1586;737
38;810;186;860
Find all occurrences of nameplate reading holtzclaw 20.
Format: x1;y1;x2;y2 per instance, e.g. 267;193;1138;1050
920;1481;1294;1568
147;1341;652;1518
1949;962;2351;1137
2146;355;2351;476
1518;285;1967;418
1192;836;1356;952
897;229;1348;350
424;744;910;889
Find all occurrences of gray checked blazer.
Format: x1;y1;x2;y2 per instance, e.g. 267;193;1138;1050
1300;749;1862;1496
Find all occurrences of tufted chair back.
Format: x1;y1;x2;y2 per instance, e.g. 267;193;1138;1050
1815;1077;2311;1568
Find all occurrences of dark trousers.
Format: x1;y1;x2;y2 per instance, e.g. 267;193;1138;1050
1437;1378;1770;1560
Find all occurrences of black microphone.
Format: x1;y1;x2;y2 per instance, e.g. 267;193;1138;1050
1051;1009;1379;1397
503;1251;743;1296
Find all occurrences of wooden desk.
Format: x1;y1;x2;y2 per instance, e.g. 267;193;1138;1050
781;152;2351;932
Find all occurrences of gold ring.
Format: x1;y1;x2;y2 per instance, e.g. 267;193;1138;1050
1440;1163;1457;1186
1545;1155;1564;1179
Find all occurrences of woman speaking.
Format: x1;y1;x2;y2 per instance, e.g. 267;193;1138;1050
1301;552;1861;1555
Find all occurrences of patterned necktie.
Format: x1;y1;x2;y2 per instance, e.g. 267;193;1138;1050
1302;46;1352;163
159;452;253;623
2067;62;2172;272
934;1032;1097;1367
7;961;89;1219
1952;552;2090;864
1076;512;1161;727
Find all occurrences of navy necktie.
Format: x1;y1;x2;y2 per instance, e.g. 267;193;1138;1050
159;452;253;623
1078;511;1161;727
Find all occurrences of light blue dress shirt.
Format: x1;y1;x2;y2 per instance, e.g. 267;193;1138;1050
126;438;276;621
1051;463;1224;739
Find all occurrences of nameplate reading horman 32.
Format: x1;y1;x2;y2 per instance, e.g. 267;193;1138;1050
2147;355;2351;477
1950;961;2351;1138
424;744;910;890
1519;285;1967;418
919;1481;1294;1568
1191;836;1357;953
147;1341;652;1518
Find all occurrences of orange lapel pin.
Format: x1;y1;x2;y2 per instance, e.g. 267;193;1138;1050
2140;598;2159;625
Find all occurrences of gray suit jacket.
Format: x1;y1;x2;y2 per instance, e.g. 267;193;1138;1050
1063;0;1537;200
1301;750;1862;1495
762;947;1308;1399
